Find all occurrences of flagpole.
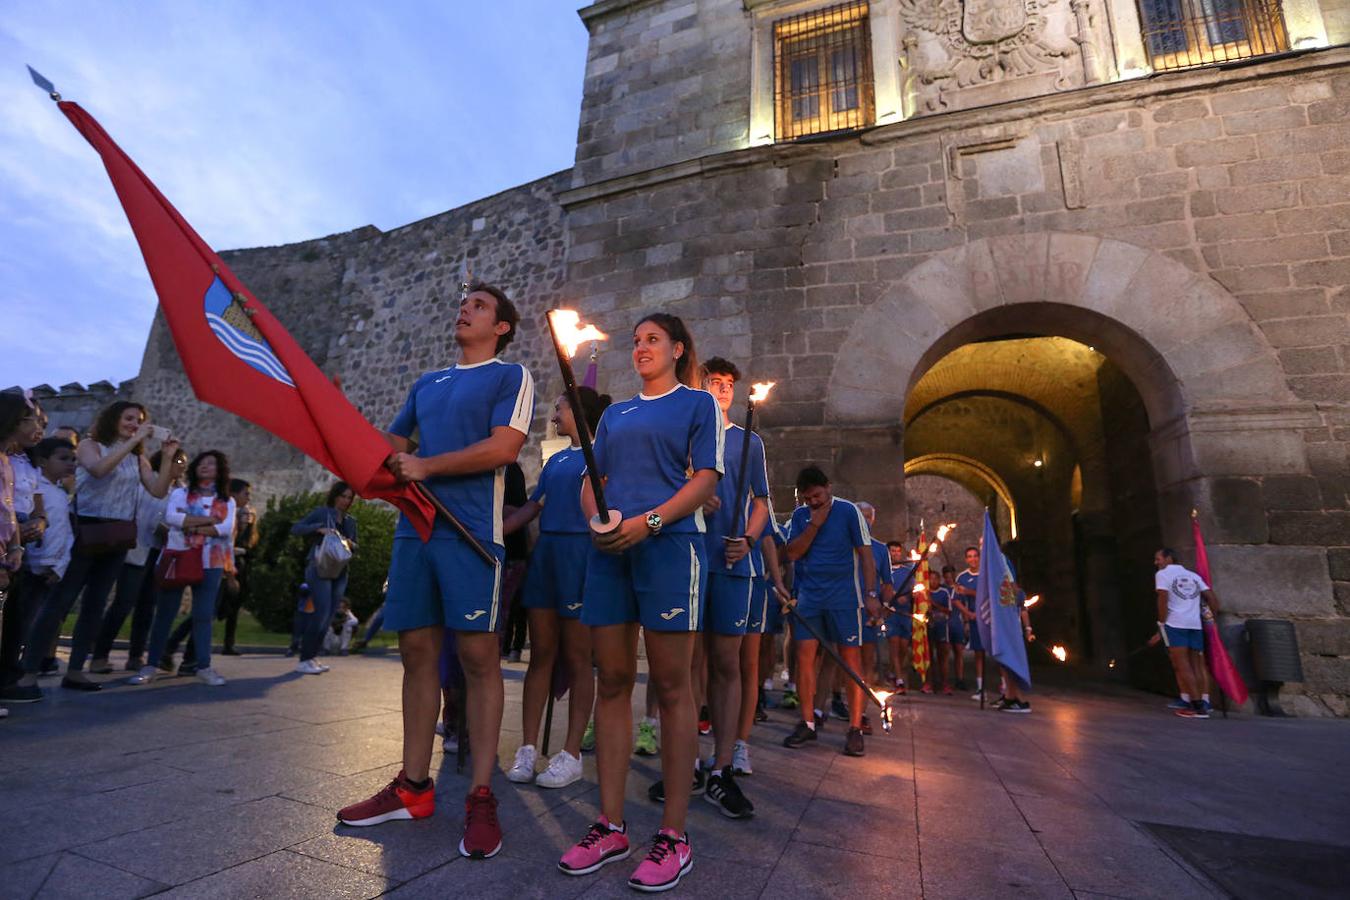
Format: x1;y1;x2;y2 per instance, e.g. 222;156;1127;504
546;311;620;533
408;481;495;565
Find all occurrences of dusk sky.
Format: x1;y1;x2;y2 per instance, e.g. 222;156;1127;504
1;1;589;389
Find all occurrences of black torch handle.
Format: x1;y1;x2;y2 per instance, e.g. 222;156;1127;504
728;402;754;538
547;314;611;525
785;604;890;713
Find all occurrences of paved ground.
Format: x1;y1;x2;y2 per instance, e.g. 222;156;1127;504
2;651;1348;900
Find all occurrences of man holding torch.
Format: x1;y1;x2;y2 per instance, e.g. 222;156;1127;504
694;358;770;819
337;284;535;864
781;466;882;757
953;546;985;699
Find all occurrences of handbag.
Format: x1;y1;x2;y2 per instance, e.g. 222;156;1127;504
73;515;137;557
313;512;353;579
156;547;204;589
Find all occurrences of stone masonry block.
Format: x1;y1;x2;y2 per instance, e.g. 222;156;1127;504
1221;105;1307;136
1204;545;1333;616
1176;136;1257;168
1269;510;1350;546
1295;619;1350;657
1261;475;1324;510
1260;316;1350;349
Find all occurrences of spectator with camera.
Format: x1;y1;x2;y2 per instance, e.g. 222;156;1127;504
130;450;236;687
14;401;179;695
290;482;357;675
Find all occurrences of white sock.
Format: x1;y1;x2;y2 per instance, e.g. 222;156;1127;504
607;819;625;832
1201;693;1210;702
813;707;824;720
975;677;983;689
1180;693;1191;702
804;719;816;731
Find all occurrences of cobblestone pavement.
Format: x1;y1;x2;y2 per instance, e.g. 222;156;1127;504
2;651;1348;899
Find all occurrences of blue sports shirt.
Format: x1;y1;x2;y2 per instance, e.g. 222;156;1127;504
590;384;725;533
787;497;870;607
529;447;588;534
705;423;769;577
388;358;535;546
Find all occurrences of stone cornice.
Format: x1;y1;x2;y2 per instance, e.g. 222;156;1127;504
577;0;666;28
558;44;1350;208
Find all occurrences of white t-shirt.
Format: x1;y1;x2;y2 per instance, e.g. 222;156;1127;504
1155;564;1208;630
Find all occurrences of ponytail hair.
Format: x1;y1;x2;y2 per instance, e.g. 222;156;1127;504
635;312;700;388
575;386;611;434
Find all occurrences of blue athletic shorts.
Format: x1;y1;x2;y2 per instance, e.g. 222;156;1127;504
965;617;983;652
385;537;506;633
927;615;951;646
706;573;754;635
792;605;865;648
522;532;590;619
761;581;784;634
1163;624;1204;651
887;610;912;640
944;612;966;646
746;578;769;634
581;533;706;632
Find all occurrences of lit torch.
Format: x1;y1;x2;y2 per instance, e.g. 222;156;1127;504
1050;644;1068;663
1024;594;1041;609
874;689;895;732
726;382;775;564
546;309;620;533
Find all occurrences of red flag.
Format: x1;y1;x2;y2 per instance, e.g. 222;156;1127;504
57;101;435;539
1192;512;1249;705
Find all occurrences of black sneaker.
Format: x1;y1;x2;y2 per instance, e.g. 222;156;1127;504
813;711;826;732
830;696;849;720
704;767;754;819
157;656;176;673
861;715;873;736
754;700;768;723
843;727;865;757
0;683;43;704
990;695;1009;710
647;769;707;804
177;663;198;677
783;721;817;748
38;658;60;676
1002;700;1032;714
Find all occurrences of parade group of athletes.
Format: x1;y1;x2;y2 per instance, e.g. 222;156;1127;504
335;283;1003;893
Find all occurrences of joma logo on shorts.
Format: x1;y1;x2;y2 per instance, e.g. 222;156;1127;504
660;608;685;621
464;610;488;621
566;602;582;611
735;618;746;627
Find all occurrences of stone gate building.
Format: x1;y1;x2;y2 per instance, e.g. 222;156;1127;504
131;0;1350;712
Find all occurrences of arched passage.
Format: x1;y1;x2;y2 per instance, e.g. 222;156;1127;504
821;233;1317;689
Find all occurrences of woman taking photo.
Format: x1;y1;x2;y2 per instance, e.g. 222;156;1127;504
16;401;178;694
504;386;610;790
290;482;358;675
558;313;722;893
131;450;235;687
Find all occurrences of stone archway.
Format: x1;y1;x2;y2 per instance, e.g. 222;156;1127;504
823;232;1332;677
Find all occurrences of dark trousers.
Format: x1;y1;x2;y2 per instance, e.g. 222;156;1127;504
300;566;346;661
22;547;128;675
499;560;528;655
218;562;248;652
92;549;161;663
1;569;49;685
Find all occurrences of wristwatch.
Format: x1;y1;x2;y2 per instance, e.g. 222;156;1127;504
866;590;879;600
645;512;663;535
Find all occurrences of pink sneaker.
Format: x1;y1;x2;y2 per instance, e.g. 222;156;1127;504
628;828;692;892
558;816;630;876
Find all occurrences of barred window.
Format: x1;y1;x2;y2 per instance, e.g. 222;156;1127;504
1137;0;1289;72
774;1;875;141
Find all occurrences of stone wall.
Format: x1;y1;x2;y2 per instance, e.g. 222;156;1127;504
132;173;572;502
559;50;1350;710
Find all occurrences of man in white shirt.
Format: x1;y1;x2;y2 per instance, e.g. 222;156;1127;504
1153;548;1221;720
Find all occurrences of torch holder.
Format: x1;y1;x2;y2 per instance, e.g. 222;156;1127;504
589;511;625;535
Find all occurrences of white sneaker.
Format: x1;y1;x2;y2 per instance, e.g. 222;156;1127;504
295;659;323;675
316;662;331;673
970;691;984;701
535;749;583;788
732;739;753;776
128;665;158;685
507;744;537;783
196;668;226;687
0;706;8;718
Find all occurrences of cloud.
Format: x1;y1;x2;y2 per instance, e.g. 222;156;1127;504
0;0;587;388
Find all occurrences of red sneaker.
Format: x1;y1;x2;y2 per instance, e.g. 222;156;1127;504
337;770;435;826
460;786;502;859
942;685;953;696
920;684;934;694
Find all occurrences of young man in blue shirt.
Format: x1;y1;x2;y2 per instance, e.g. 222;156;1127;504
698;358;769;818
338;283;535;862
782;466;881;757
952;546;983;699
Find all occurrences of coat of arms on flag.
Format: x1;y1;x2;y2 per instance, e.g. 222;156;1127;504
203;277;295;387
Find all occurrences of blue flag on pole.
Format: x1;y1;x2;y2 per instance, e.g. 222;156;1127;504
975;509;1031;691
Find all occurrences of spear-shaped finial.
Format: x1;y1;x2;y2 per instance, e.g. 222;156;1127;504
27;65;61;102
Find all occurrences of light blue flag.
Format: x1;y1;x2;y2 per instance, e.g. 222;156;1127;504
974;509;1031;691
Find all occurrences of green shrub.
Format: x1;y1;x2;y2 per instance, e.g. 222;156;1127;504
247;491;396;633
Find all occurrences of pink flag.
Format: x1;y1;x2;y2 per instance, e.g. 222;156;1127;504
1192;513;1249;705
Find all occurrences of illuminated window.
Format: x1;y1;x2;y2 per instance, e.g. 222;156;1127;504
773;1;874;141
1137;0;1289;71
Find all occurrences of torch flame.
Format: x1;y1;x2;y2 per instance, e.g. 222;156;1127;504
874;690;892;705
912;611;927;624
909;549;922;561
912;582;926;593
1024;594;1041;609
1051;644;1068;662
936;523;955;542
549;309;608;358
748;381;776;404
